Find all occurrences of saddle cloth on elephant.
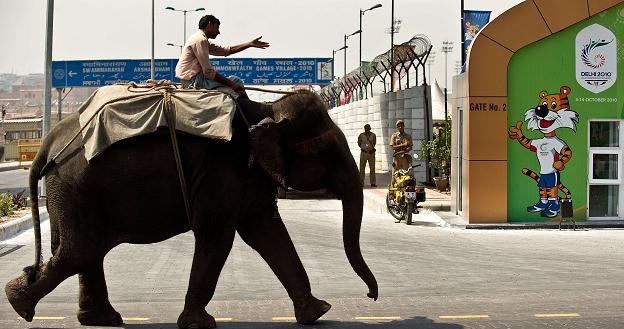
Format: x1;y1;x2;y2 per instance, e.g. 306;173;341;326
78;83;236;161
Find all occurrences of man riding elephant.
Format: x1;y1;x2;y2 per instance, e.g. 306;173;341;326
175;14;269;94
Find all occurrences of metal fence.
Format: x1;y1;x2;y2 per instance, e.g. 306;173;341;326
320;34;433;109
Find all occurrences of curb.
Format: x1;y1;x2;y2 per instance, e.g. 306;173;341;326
465;221;624;230
0;162;31;173
0;208;48;241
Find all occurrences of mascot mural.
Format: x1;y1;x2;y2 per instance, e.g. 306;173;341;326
508;86;579;218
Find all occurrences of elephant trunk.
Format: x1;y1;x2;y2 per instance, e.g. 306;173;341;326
335;162;378;301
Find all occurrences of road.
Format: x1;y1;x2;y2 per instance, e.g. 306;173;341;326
1;198;623;329
0;168;39;197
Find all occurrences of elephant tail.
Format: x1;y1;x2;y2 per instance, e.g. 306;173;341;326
24;151;48;285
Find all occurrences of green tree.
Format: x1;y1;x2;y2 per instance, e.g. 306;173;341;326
420;120;451;177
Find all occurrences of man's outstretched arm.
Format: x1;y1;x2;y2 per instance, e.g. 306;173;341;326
228;36;270;55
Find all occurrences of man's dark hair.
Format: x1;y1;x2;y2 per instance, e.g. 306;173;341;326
198;15;220;29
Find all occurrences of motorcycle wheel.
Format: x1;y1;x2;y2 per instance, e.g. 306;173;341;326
386;193;404;220
405;202;413;225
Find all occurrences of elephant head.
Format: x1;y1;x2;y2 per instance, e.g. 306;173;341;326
248;91;378;300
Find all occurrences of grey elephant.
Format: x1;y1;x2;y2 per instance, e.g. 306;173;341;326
5;90;378;329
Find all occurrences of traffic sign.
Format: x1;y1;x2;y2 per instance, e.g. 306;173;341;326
52;58;332;88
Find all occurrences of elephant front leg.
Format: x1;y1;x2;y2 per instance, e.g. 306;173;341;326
177;228;236;329
77;264;123;326
237;213;331;324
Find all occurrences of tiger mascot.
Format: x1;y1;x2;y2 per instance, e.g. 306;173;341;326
508;86;579;218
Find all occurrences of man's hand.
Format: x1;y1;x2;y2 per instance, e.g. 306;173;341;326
249;36;270;49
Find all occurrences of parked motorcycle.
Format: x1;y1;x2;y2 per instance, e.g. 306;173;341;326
386;161;426;225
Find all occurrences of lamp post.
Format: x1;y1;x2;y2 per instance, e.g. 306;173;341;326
332;46;348;81
344;29;362;78
441;41;454;91
165;6;205;45
167;42;184;53
427;52;436;83
359;4;382;76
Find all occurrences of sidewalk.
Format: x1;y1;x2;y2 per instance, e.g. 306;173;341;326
361;171;624;229
361;171;458;228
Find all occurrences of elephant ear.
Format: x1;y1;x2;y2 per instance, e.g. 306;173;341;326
249;117;287;188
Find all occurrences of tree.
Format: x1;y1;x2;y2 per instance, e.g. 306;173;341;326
420;120;451;178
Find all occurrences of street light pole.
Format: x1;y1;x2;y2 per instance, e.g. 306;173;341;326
390;0;394;91
166;6;205;45
441;41;454;91
332;46;348;81
151;0;154;80
359;4;382;99
427;52;436;83
344;29;362;78
359;4;383;78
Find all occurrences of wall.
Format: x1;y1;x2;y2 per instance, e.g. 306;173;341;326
328;85;432;183
455;0;624;224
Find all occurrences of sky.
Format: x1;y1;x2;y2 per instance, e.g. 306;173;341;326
0;0;524;86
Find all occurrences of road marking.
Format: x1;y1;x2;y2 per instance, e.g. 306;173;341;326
122;317;150;321
534;313;580;318
215;317;233;321
272;316;296;321
31;316;65;320
356;316;401;321
439;315;490;319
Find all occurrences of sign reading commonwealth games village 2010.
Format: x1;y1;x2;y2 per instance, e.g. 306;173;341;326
576;24;618;94
52;58;332;88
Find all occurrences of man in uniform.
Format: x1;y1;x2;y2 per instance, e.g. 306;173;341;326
391;120;413;173
357;124;376;187
175;14;269;93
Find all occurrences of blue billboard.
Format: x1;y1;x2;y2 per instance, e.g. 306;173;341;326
52;58;332;88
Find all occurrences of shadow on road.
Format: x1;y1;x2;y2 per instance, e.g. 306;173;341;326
121;316;464;329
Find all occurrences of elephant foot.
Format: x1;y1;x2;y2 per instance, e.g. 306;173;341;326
177;309;216;329
5;274;38;322
294;296;331;325
78;305;123;326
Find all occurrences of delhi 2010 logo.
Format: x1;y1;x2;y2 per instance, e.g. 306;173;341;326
576;24;617;94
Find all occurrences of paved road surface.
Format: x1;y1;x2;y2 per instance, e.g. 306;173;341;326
0;168;39;197
1;199;623;328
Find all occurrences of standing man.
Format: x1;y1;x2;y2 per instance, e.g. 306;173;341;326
357;124;377;187
175;14;269;92
391;120;413;173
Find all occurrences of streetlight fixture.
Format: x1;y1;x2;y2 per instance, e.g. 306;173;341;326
332;45;348;81
165;6;205;45
359;4;382;76
344;29;362;78
167;42;184;53
441;41;454;91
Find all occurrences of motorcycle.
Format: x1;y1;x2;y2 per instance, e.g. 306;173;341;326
386;161;426;225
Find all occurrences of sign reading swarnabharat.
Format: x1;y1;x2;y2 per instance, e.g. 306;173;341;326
576;24;617;94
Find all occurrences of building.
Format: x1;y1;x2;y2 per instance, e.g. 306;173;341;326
452;0;624;223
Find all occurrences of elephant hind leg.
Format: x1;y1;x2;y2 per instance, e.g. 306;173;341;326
77;262;123;326
5;255;77;322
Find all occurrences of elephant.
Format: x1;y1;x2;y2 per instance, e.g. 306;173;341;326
5;90;378;329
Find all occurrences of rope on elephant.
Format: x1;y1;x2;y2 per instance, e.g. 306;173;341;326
162;90;193;228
